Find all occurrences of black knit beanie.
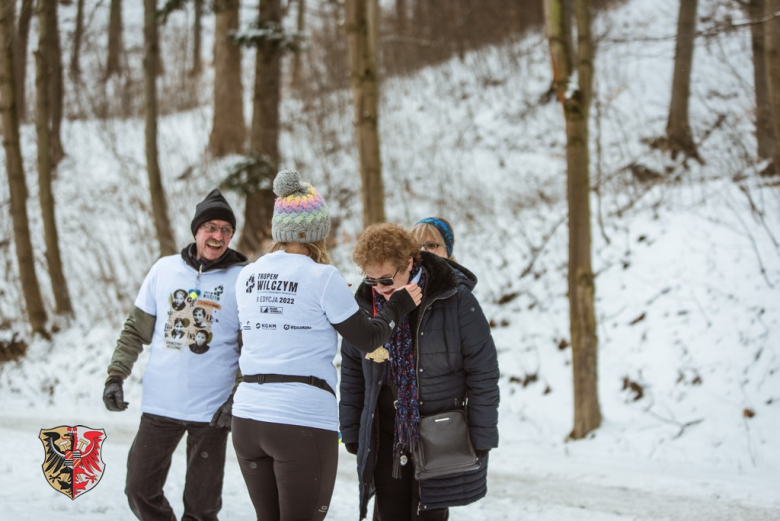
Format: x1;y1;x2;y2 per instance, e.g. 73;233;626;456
191;189;236;237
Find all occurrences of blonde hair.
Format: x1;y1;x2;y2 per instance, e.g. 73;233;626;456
353;223;421;271
411;222;455;261
267;239;331;265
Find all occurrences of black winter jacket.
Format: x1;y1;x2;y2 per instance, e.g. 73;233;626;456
339;252;500;518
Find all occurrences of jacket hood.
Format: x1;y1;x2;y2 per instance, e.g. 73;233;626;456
444;257;477;291
181;244;248;272
354;251;475;306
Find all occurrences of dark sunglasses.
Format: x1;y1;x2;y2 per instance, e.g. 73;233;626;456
363;268;399;287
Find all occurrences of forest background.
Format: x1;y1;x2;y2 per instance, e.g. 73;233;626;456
0;0;779;519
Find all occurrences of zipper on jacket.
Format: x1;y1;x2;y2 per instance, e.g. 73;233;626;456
413;286;456;515
413;287;457;405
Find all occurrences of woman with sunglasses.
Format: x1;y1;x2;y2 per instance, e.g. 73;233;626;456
232;171;422;521
340;223;499;520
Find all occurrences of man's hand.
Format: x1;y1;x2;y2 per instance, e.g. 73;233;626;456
344;442;359;455
210;394;234;429
103;376;129;412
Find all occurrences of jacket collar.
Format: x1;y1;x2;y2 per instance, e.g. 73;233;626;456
354;252;473;307
181;243;248;273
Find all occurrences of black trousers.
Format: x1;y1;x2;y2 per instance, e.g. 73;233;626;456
372;425;449;521
232;416;338;521
125;413;229;521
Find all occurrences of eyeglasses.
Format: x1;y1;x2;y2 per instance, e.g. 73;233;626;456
420;242;441;251
201;223;234;236
363;268;399;287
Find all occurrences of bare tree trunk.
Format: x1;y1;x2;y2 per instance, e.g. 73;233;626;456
144;0;176;256
396;0;406;35
562;0;575;68
209;0;246;157
0;2;48;335
745;0;775;159
45;0;65;164
545;0;571;94
346;0;385;229
35;3;72;317
545;0;601;439
764;0;780;171
239;0;283;257
69;0;85;77
413;0;429;43
369;0;380;72
191;0;203;76
13;0;33;121
291;0;305;85
666;0;699;160
106;0;123;78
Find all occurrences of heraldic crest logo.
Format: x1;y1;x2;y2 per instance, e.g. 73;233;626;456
38;425;106;500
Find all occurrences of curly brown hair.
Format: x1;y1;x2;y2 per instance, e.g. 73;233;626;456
353;223;421;271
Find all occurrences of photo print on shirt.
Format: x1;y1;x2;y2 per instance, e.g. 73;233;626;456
164;296;220;353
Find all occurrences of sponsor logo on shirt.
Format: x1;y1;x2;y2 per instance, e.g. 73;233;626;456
283;324;312;330
256;323;277;330
259;306;283;315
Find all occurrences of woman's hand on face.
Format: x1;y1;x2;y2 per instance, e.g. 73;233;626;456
400;283;422;306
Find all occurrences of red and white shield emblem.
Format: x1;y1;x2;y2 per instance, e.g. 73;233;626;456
39;425;106;499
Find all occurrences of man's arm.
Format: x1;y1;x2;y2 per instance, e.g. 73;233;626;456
106;306;156;381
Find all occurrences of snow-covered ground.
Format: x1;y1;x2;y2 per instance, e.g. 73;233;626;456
1;0;779;519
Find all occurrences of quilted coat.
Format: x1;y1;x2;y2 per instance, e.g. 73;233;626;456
339;252;500;518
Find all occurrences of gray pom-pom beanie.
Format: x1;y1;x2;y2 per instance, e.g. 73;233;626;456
271;170;330;243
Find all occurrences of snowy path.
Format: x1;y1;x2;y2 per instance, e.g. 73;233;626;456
1;417;777;521
486;468;780;521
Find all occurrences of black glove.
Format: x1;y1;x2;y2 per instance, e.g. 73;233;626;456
210;394;234;429
344;442;359;455
103;376;129;412
475;449;489;459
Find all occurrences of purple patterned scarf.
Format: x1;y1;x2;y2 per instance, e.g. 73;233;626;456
372;263;426;478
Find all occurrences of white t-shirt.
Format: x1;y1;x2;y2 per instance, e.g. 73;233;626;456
232;250;359;431
135;255;242;422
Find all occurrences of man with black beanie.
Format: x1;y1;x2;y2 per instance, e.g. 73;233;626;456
103;188;247;521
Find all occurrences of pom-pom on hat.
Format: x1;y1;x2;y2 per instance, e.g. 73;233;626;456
272;170;330;243
191;188;236;237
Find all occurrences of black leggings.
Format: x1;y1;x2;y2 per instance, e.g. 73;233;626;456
232;416;338;521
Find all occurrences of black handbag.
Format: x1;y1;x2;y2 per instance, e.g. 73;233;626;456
412;409;481;480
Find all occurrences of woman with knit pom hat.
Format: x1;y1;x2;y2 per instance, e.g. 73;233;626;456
231;170;423;520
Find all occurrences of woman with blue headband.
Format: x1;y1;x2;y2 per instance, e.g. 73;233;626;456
411;217;456;260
